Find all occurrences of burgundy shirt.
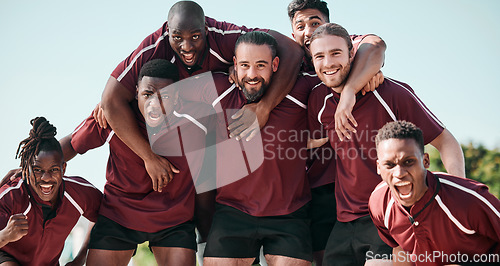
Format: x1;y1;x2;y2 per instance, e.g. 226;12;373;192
0;176;101;266
181;72;316;216
111;16;267;95
71;101;209;232
369;172;500;265
302;34;371;189
308;77;444;222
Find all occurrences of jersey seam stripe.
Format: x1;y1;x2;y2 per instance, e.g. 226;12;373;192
173;111;208;135
373;90;397;122
0;179;23;199
106;131;115;143
63;177;97;189
206;27;246;35
384;197;395;229
372;182;387;195
72;120;86;135
385;77;445;128
170;55;176;63
23;201;31;216
209;48;231;65
311;82;323;91
64;191;84;215
286;95;307;109
318;93;333;124
117;31;169;82
212;83;237;107
301;72;317;77
439;178;500;219
435;195;476;234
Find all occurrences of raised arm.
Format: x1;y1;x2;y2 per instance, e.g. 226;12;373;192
335;35;386;141
228;30;303;141
101;77;179;192
429;128;466;178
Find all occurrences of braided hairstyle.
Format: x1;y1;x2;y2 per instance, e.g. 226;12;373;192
15;117;62;182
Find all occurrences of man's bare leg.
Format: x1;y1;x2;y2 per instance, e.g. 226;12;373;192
86;249;134;266
152;246;196;266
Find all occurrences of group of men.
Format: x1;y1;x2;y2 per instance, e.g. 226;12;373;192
1;0;499;265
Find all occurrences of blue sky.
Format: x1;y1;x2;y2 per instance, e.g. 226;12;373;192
1;0;499;190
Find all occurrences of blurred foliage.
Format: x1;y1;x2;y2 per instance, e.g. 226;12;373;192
426;143;500;197
132;242;157;266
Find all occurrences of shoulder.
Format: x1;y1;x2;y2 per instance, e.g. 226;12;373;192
436;173;500;209
0;177;25;201
63;176;101;196
369;181;392;215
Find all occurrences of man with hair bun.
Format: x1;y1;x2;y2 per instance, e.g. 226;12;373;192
369;121;500;266
0;117;102;265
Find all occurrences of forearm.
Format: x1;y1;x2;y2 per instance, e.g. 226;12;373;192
430;129;466;178
101;77;156;162
260;30;303;111
60;135;78;162
343;35;386;94
0;230;10;248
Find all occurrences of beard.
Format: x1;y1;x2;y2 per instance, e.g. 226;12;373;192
238;76;269;103
326;60;351;90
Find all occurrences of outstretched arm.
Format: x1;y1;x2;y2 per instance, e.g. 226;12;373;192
228;30;303;141
430;129;466;178
101;77;179;192
335;35;386;141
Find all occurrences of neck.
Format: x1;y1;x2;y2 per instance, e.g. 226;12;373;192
330;83;345;94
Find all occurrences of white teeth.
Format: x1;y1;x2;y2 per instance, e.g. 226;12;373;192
325;69;339;75
40;184;52;188
395;181;411;187
247;81;259;85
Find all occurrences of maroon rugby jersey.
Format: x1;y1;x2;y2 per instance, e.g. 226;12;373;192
308;77;444;222
111;17;267;95
302;34;372;188
0;176;101;266
181;72;316;216
369;172;500;265
71;101;209;232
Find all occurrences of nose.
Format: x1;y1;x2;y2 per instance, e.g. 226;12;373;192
393;165;406;179
247;66;258;79
40;171;52;181
305;25;314;38
181;39;193;52
323;54;336;68
147;95;161;107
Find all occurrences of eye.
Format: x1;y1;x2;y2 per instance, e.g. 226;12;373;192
172;36;181;42
33;168;42;173
404;159;415;166
240;63;250;68
50;168;61;173
192;34;200;40
384;162;396;169
257;63;266;69
161;95;170;100
312;22;321;27
314;55;324;60
296;25;304;31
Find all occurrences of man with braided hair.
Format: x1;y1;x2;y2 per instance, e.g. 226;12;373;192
0;117;102;265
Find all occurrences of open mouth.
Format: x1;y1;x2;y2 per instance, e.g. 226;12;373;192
394;181;413;199
40;184;54;195
324;69;339;76
181;52;196;65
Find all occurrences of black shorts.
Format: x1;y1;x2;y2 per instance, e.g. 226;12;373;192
88;215;197;252
0;250;19;264
204;203;312;262
309;183;336;252
323;215;392;266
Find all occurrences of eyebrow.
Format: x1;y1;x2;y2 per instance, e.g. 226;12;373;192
295;15;323;24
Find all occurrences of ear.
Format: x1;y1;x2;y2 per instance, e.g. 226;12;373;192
349;48;355;63
272;56;280;72
205;24;209;36
423;153;430;169
166;22;169;34
61;162;67;175
291;32;296;40
376;159;381;175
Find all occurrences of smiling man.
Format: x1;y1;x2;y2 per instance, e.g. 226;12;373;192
307;23;466;265
369;121;500;265
0;117;102;265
